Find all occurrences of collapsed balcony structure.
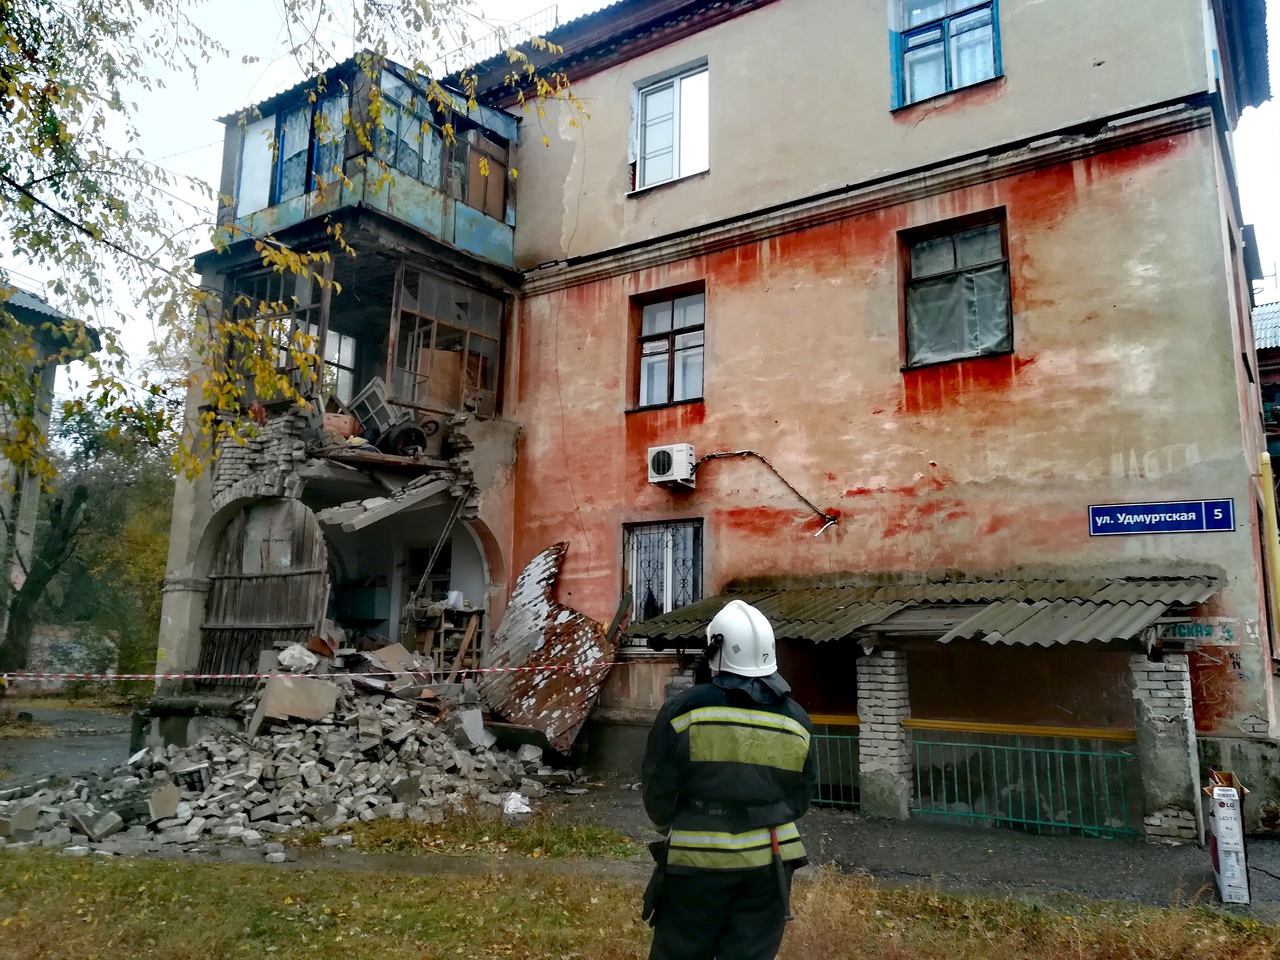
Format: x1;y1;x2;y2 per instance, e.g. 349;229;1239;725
159;54;523;719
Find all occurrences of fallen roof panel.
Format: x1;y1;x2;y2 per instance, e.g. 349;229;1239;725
478;543;616;753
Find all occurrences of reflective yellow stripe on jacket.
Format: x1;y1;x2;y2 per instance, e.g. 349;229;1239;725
670;706;811;773
668;821;806;870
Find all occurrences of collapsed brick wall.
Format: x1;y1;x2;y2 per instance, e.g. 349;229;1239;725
210;410;311;511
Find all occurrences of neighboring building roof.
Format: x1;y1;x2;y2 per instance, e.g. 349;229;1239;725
471;0;777;95
5;287;74;323
1255;301;1280;350
2;287;99;352
1222;0;1271;111
628;575;1220;649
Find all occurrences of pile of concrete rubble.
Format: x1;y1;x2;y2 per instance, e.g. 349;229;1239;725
0;678;580;861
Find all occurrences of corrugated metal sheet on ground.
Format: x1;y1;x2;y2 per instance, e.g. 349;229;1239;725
626;576;1220;648
479;542;616;753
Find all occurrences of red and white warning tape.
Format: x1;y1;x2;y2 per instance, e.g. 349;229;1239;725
0;663;625;682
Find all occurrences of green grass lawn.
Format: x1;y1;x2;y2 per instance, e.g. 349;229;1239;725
0;851;1276;960
295;810;642;861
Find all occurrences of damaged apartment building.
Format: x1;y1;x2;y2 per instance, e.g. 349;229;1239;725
160;0;1277;843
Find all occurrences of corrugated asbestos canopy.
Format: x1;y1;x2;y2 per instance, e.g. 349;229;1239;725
626;577;1220;648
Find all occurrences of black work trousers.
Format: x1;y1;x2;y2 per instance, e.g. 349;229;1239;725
648;865;791;960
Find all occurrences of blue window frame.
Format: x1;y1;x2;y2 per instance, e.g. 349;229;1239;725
892;0;1002;109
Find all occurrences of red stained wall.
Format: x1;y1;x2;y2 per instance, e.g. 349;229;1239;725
499;127;1268;732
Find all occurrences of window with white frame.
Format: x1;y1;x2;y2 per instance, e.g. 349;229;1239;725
625;521;703;623
634;66;709;190
299;321;357;404
895;1;1000;107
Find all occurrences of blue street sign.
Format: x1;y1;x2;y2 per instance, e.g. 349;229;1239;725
1088;499;1235;536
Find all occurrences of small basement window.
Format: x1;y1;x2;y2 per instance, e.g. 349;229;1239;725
903;216;1011;367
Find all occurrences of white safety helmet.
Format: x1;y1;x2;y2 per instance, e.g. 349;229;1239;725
706;599;777;677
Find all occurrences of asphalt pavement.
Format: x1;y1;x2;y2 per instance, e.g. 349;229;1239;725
0;706;132;779
554;779;1280;919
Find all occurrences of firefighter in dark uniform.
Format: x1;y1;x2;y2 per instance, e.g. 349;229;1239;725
641;599;818;960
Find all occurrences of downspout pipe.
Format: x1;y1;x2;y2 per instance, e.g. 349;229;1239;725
1258;454;1280;670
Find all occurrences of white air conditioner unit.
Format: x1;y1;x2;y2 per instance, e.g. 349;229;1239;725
648;443;696;488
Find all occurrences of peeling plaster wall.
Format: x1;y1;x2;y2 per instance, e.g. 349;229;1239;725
513;0;1212;268
507;125;1272;733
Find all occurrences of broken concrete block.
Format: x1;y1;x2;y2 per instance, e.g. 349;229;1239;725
515;744;544;765
39;826;72;847
0;803;39;837
451;708;496;751
265;851;287;863
240;830;263;847
87;813;124;843
61;846;90;857
519;778;546;800
249;802;278;822
386;723;416;745
148;783;181;823
248;676;340;736
320;834;352;848
389;776;421;805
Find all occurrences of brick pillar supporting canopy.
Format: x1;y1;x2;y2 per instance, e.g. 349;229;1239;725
1129;654;1203;843
857;649;913;819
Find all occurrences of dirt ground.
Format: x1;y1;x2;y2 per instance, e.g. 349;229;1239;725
549;776;1280;918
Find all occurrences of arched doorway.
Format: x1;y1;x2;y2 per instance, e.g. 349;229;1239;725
198;498;328;688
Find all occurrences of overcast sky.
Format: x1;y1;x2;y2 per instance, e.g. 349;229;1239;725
8;0;1279;378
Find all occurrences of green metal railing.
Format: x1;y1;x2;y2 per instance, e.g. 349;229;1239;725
907;722;1141;838
811;720;859;809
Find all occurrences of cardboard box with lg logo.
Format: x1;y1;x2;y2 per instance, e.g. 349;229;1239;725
1205;770;1250;905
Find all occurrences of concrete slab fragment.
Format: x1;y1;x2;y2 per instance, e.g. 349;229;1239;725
148;783;181;823
249;677;340;736
0;802;39;837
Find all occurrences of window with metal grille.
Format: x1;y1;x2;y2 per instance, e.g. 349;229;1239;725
894;1;1000;108
904;216;1011;367
637;292;705;408
624;521;703;624
634;66;710;190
